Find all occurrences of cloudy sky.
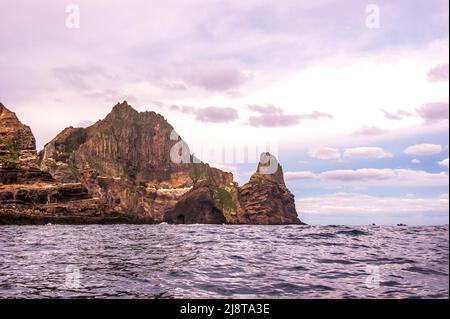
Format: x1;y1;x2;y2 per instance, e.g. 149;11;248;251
1;0;448;225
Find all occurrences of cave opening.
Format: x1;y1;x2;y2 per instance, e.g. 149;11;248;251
176;214;186;224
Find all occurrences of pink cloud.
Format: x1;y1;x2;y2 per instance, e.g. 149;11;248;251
404;143;442;156
319;168;448;186
284;171;316;181
416;102;449;122
380;109;412;120
353;126;388;136
148;60;251;92
195;106;239;123
343;147;393;159
166;104;238;123
308;147;341;160
427;63;449;82
247;104;333;127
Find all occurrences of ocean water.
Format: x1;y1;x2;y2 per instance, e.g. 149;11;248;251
0;224;448;299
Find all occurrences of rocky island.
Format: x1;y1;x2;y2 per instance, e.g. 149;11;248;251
0;101;303;225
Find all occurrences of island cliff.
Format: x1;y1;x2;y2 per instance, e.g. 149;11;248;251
0;101;303;225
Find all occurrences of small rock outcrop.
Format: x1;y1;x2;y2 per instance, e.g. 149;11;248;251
238;153;302;225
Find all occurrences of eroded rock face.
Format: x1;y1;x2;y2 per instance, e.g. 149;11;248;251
0;103;35;151
238;173;302;225
164;181;227;224
38;101;237;222
0;102;37;168
0;103;128;224
0;167;53;185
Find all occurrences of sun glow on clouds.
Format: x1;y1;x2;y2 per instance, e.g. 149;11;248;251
296;193;449;215
285;169;449;187
404;143;443;156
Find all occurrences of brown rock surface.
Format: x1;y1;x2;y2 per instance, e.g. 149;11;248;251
0;102;36;152
237;153;303;225
1;101;303;225
164;181;227;224
0;102;37;168
38;101;237;222
0;103;129;224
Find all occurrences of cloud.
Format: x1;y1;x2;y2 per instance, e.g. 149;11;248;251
284;171;316;181
427;63;449;82
297;111;334;121
318;168;448;187
285;168;448;187
167;104;238;123
319;169;394;181
194;106;239;123
84;89;137;104
308;147;341;160
52;64;116;91
247;114;301;127
380;109;412;120
247;104;281;115
309;146;393;161
183;60;251;91
416;102;449;122
209;163;239;177
77;120;93;128
247;104;333;127
296;192;449;215
404;143;442;156
168;104;196;114
411;159;421;164
150;59;251;92
439;158;449;169
343;147;393;159
352;126;388;136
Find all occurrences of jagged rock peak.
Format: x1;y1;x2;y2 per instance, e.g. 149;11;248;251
105;101;170;125
0;102;36;151
112;100;134;112
254;152;285;185
106;100;139;120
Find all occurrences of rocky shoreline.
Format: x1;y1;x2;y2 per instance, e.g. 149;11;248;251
0;101;304;225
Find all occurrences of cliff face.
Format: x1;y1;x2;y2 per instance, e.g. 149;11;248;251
1;101;303;225
38;101;234;221
0;103;36;168
0;103;130;224
0;103;35;151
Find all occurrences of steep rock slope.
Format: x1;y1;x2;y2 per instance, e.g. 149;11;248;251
39;101;235;222
0;102;129;224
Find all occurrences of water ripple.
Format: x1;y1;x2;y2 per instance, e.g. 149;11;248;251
0;224;448;298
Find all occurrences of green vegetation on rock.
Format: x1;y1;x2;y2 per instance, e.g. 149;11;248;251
1;140;21;169
218;187;236;213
